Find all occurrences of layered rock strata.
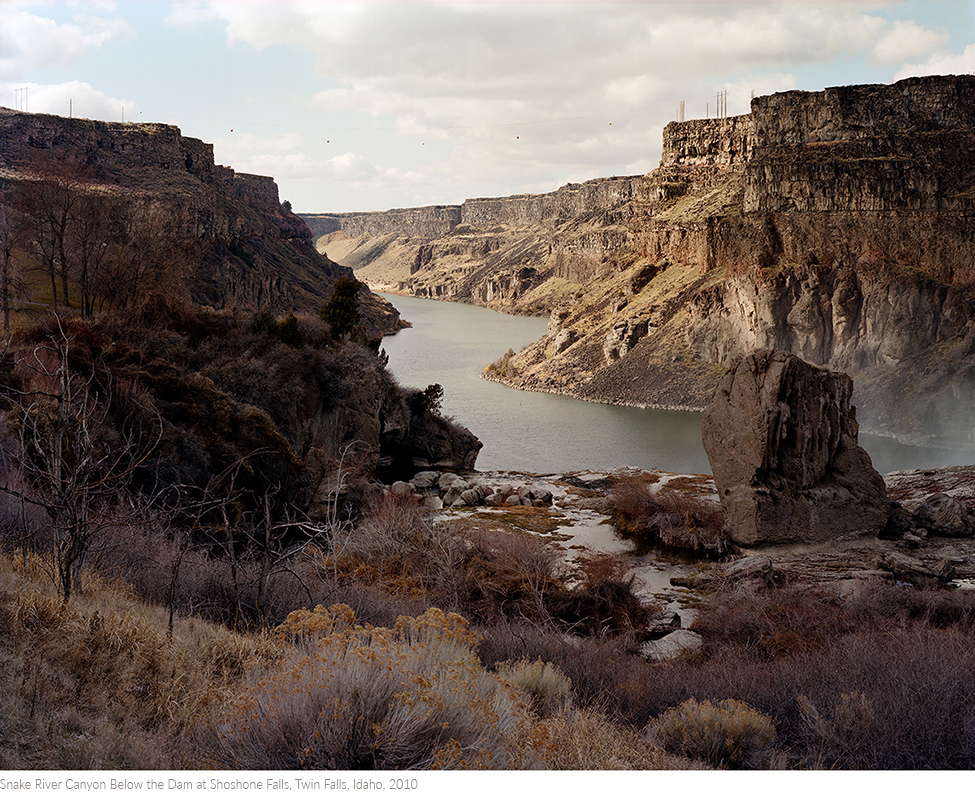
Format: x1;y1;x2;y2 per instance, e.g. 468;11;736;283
308;75;975;448
0;108;401;333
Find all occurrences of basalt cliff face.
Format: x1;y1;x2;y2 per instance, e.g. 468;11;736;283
303;175;643;315
0;108;400;334
307;76;975;448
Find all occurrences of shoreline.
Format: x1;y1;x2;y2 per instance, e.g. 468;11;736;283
481;368;975;460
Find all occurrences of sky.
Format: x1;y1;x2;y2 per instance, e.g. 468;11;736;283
1;1;973;214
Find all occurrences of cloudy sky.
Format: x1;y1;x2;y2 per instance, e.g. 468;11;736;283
1;1;973;213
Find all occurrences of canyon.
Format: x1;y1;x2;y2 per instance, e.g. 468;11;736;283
304;75;975;449
0;108;401;334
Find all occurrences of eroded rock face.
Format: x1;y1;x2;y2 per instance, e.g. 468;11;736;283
702;350;888;545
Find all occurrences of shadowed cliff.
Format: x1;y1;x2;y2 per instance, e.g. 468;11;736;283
306;75;975;449
0;107;402;336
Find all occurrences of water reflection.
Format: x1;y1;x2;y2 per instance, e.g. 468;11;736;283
379;293;975;475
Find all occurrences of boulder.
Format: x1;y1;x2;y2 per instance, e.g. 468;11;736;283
603;318;649;362
702;350;889;545
912;493;975;537
411;471;441;490
532;487;554;505
390;481;414;499
460;487;485;506
442;481;470;506
641;629;703;661
879;502;924;541
550;327;578;355
438;473;462;492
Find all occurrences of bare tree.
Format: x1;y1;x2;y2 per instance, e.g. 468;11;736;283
11;155;195;319
13;156;92;310
0;191;28;336
68;190;126;319
1;318;161;601
101;200;196;314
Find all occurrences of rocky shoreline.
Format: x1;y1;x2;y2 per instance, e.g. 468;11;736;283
336;76;975;450
379;460;975;660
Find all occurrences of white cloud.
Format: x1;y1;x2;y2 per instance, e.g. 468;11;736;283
2;9;131;70
870;19;950;66
0;80;134;120
189;4;949;129
130;2;975;210
893;42;975;79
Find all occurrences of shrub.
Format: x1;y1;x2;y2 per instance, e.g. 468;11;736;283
519;708;675;770
547;552;658;637
250;307;278;336
407;383;444;416
277;312;304;347
647;697;777;768
319;276;361;340
796;692;879;769
485;348;516;379
692;581;859;659
607;479;734;557
495;658;571;719
213;605;529;770
447;525;567;624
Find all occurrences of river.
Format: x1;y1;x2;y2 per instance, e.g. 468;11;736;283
379;293;975;475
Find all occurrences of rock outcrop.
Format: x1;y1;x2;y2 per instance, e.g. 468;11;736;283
702;350;889;545
0;108;402;335
480;75;975;449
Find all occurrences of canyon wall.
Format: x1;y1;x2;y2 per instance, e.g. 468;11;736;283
305;176;645;241
307;75;975;447
745;76;975;214
0;108;401;333
304;205;462;240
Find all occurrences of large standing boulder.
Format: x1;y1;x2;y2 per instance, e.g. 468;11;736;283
702;350;888;545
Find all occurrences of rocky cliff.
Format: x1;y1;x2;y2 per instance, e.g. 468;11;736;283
306;175;644;313
0;108;401;334
313;76;975;449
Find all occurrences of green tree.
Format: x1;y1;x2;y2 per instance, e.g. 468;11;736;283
319;276;361;340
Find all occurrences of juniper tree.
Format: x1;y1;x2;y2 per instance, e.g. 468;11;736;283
319;276;361;340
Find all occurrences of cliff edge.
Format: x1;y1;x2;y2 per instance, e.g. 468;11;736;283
0;108;402;335
310;75;975;448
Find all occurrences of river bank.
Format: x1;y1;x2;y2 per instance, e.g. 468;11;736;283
380;293;975;475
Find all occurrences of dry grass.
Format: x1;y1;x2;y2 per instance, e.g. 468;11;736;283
521;708;687;770
648;697;777;768
211;605;530;770
0;550;278;769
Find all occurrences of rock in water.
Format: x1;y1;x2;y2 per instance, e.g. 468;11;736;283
702;349;888;545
